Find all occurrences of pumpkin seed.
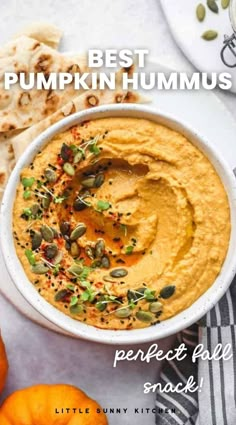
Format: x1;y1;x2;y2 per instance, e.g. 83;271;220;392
73;197;88;211
128;287;146;303
31;263;49;274
81;189;91;197
101;255;110;269
136;310;153;323
196;3;206;21
31;231;42;250
65;240;71;251
70;242;81;258
60;143;72;161
42;193;51;210
51;227;59;238
136;287;146;295
61;188;70;199
221;0;230;8
31;203;40;216
40;225;54;242
149;302;163;313
45;243;58;259
94;173;105;188
70;304;84;314
115;307;131;318
160;285;176;299
85;245;95;260
73;151;83;164
67;264;83;276
207;0;219;13
127;289;138;303
54;289;70;301
81;176;96;188
63;162;75;176
202;30;218;40
95;239;105;258
60;221;70;236
91;259;102;268
53;250;63;265
110;268;128;278
103;275;116;283
96;303;106;312
70;223;87;241
44;168;57;183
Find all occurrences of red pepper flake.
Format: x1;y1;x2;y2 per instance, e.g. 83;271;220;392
94;281;104;289
57;156;64;166
71;127;80;140
57;237;65;248
108;212;117;220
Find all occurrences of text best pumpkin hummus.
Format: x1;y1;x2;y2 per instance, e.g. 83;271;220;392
13;118;230;330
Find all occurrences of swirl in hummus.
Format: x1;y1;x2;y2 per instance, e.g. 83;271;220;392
13;118;230;330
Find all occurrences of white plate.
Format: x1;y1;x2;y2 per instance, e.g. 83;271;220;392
160;0;236;92
0;58;236;337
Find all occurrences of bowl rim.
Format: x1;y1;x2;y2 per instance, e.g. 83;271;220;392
1;103;236;345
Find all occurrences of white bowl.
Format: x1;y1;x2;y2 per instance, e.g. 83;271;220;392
1;104;236;345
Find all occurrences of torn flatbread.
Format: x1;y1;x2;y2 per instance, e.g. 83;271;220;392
13;22;63;50
0;36;90;132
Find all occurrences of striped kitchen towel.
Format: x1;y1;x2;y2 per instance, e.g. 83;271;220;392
156;275;236;425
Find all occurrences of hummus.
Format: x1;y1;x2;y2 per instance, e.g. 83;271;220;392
13;118;230;330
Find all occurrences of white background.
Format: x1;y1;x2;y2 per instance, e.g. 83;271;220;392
0;1;235;424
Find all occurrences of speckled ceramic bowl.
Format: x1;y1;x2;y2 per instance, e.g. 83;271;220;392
1;104;236;345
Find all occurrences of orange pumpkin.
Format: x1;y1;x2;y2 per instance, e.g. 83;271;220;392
0;384;108;424
0;333;8;394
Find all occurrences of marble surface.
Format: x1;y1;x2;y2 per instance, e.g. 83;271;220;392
0;1;235;424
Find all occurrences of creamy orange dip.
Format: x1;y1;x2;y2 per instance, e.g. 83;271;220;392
13;118;230;330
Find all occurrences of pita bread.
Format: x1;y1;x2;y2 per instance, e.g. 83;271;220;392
12;88;147;161
0;36;90;132
13;22;63;49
